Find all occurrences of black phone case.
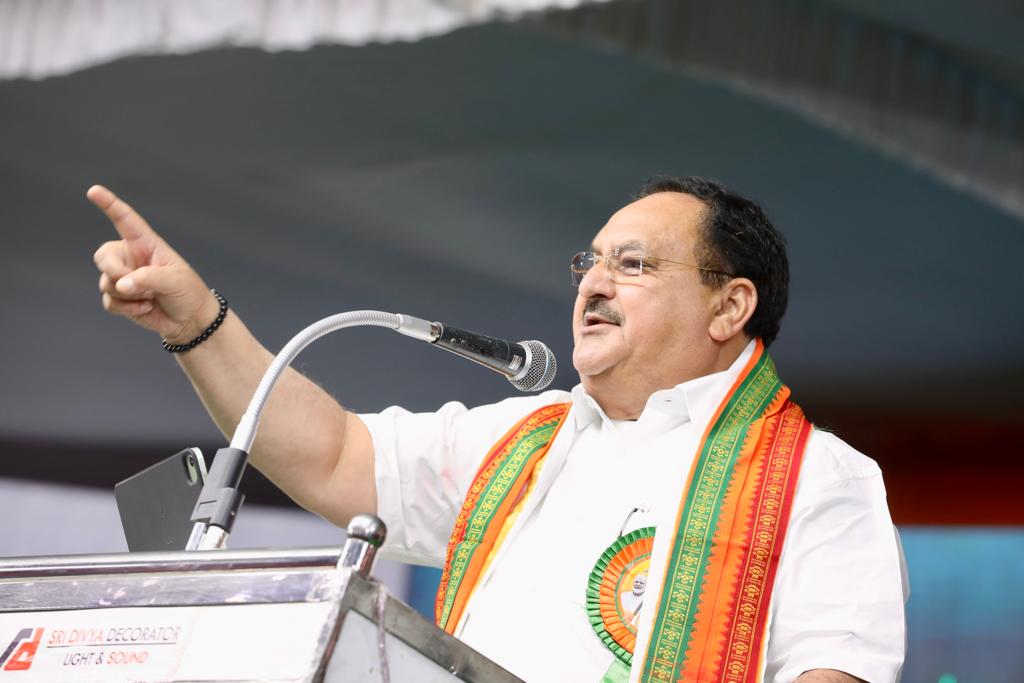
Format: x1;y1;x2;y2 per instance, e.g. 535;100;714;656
114;448;206;552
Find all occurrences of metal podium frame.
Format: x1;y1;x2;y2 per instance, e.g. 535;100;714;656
0;546;523;682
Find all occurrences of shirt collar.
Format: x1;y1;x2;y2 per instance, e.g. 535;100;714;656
570;340;757;431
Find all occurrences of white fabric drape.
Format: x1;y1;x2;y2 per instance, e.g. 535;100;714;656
0;0;604;80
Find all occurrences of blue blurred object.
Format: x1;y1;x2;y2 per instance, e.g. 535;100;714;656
408;565;443;621
900;527;1024;683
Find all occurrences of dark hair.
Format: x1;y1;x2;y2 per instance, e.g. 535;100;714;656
633;175;789;347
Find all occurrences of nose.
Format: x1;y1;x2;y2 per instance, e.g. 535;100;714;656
577;258;616;299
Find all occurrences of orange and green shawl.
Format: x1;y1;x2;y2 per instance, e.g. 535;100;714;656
435;341;812;682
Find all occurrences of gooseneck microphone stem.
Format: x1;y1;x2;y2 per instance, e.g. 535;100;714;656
188;311;406;551
186;310;557;551
232;311;409;453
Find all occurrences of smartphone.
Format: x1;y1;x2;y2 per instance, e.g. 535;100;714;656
114;447;207;552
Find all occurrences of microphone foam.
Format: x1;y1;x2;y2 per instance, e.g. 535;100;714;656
511;340;557;392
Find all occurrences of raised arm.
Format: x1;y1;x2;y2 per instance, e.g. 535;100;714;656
88;185;376;526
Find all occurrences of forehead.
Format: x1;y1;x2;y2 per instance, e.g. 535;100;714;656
592;192;706;258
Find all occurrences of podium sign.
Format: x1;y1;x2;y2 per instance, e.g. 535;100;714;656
0;548;522;682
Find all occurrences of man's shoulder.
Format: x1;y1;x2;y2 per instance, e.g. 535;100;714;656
803;426;883;486
456;388;575;427
367;388;572;420
363;388;573;443
483;388;574;412
790;427;893;525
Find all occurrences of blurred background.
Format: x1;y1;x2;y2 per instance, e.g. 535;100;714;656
1;1;1022;680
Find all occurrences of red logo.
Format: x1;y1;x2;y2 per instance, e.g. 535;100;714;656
1;628;43;671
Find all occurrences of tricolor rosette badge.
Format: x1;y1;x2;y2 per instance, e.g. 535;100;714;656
586;526;655;665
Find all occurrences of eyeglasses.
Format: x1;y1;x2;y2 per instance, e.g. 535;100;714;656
570;249;732;287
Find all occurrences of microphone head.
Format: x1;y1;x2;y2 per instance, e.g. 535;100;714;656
510;340;557;392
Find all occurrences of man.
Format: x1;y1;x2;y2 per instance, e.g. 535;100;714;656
622;574;647;627
90;176;906;682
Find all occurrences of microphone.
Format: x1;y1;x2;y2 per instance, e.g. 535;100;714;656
394;315;557;392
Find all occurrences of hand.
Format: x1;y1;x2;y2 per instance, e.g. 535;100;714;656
89;185;219;344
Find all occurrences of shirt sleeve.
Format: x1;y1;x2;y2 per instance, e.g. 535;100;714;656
359;391;571;567
764;430;908;683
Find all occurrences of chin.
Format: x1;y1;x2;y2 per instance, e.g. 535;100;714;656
572;350;617;380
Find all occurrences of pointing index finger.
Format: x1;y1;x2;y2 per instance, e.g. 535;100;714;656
86;185;156;242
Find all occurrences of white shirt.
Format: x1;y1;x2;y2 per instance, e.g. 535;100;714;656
361;344;907;682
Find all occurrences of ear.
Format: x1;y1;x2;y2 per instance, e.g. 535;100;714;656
708;277;757;342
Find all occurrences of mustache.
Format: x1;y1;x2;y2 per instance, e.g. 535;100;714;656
583;299;623;325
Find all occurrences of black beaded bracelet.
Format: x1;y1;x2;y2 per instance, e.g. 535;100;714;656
162;290;228;353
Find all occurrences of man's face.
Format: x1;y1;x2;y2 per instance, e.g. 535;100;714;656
572;192;720;396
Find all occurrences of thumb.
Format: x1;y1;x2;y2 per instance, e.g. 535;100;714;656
115;264;184;298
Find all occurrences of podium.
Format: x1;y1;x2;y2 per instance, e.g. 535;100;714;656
0;521;523;682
